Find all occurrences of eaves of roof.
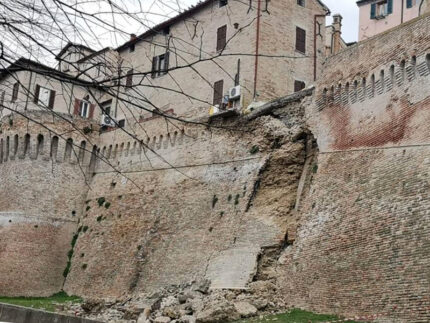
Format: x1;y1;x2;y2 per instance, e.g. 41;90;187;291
117;0;331;52
356;0;378;6
0;58;96;87
56;42;96;60
77;47;112;63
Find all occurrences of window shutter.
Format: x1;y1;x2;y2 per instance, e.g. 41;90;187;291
406;0;412;8
126;69;133;87
370;3;376;18
73;99;81;115
48;90;56;109
151;57;158;78
12;83;19;102
388;0;393;13
89;104;95;119
33;84;40;103
216;25;227;52
213;80;224;106
164;51;170;74
295;27;306;53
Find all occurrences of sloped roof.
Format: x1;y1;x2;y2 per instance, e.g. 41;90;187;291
77;47;112;63
55;42;96;60
117;0;330;52
356;0;378;6
0;58;95;86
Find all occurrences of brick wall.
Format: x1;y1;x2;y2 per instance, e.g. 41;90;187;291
0;112;98;296
277;14;430;321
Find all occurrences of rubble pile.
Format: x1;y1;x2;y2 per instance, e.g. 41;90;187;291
64;279;288;323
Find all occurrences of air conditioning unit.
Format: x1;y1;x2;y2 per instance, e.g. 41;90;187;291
101;114;115;127
229;85;241;100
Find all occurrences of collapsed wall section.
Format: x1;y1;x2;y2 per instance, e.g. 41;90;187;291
278;14;430;321
63;98;311;299
0;112;98;297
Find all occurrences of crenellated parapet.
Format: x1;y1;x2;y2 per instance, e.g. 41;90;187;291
308;14;430;153
315;51;430;112
93;120;234;174
0;111;100;171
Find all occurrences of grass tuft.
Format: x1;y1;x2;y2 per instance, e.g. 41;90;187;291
0;292;82;313
97;197;105;207
234;309;362;323
249;145;259;155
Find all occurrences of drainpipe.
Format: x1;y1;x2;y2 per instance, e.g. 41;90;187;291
314;14;326;81
253;0;262;99
401;0;404;23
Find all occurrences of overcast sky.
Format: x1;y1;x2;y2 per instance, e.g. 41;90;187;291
321;0;359;42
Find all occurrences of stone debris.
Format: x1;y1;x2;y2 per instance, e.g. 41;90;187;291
61;276;286;323
233;302;258;317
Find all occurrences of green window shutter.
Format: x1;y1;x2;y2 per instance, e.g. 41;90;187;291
406;0;413;8
370;3;376;19
388;0;393;14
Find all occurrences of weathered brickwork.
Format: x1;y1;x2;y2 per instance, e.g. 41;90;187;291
280;148;430;321
277;13;430;322
0;112;99;296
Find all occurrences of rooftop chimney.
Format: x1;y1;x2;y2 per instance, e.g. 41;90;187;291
332;14;343;55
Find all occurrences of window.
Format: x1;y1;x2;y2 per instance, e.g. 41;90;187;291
151;52;170;78
220;0;228;7
213;80;224;106
371;0;393;19
130;44;135;53
295;27;306;54
216;25;227;52
80;100;90;118
101;99;112;116
34;84;56;109
158;55;165;73
73;96;94;119
297;0;305;7
126;69;133;87
406;0;416;8
294;80;306;92
118;119;126;128
12;82;19;102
